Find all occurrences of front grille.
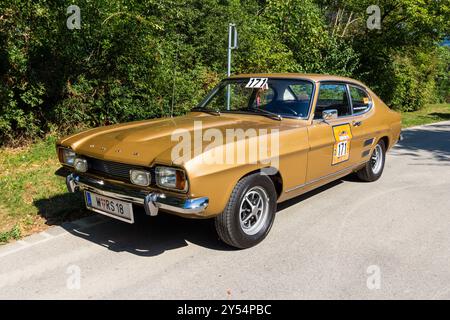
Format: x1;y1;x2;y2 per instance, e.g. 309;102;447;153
86;157;151;182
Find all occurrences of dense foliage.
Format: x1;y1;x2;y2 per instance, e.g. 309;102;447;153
0;0;449;144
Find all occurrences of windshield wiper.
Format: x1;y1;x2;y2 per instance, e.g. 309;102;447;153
191;107;221;116
240;108;282;121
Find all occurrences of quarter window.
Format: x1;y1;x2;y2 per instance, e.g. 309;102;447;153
349;86;371;114
314;84;351;119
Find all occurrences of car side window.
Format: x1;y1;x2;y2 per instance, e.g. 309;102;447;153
314;83;351;119
287;84;313;101
349;86;371;114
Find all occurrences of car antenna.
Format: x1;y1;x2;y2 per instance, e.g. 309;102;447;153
171;38;179;118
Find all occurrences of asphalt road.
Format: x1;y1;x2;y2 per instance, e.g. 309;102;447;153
1;121;449;300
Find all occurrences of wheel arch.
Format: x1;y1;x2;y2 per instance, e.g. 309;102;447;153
239;167;283;199
378;136;390;150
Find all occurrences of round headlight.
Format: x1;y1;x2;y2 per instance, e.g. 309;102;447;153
74;157;88;173
130;170;151;186
155;166;187;191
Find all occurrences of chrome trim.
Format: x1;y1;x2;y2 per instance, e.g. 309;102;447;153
66;174;78;193
239;186;269;236
347;83;374;116
144;194;159;216
371;144;383;174
285;160;368;193
314;81;374;120
79;182;144;204
151;195;209;216
66;173;208;217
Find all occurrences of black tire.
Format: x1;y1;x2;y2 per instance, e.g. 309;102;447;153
357;139;386;182
215;173;277;249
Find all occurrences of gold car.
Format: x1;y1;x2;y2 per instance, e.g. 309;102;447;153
57;74;402;248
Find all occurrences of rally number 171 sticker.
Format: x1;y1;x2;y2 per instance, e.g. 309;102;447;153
245;78;268;89
332;124;352;165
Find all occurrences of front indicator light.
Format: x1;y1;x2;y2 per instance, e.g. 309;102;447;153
130;170;151;186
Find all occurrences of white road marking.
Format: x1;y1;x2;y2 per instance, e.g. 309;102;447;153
41;231;52;239
0;231;67;259
0;218;107;258
0;245;101;289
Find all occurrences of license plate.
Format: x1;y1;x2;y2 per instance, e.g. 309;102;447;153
84;191;134;223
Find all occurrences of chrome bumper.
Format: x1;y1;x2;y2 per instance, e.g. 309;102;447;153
66;173;209;217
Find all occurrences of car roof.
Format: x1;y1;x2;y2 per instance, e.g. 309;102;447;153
229;73;367;87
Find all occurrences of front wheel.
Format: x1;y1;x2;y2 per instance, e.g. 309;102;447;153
215;173;277;249
356;139;386;182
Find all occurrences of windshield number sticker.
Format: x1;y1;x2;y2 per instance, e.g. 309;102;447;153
245;78;269;89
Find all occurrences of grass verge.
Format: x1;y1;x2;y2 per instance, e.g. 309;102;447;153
401;103;450;128
0;136;89;244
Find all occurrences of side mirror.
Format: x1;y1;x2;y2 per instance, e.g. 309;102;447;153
322;109;338;121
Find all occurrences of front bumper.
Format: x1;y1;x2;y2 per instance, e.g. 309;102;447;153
66;173;209;217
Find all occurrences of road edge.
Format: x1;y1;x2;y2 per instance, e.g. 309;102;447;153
0;214;108;257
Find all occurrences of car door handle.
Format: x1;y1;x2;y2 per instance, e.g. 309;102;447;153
352;121;362;127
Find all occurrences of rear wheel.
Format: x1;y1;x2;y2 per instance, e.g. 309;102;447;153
215;173;277;249
357;140;386;182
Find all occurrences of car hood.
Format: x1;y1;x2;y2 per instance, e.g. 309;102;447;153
58;113;301;167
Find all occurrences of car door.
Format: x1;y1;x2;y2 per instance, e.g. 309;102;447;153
346;85;374;164
306;82;354;182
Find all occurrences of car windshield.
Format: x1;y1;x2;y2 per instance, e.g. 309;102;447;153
196;78;314;118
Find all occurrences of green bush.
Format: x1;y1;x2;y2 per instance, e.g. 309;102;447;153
436;46;450;103
390;55;430;112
